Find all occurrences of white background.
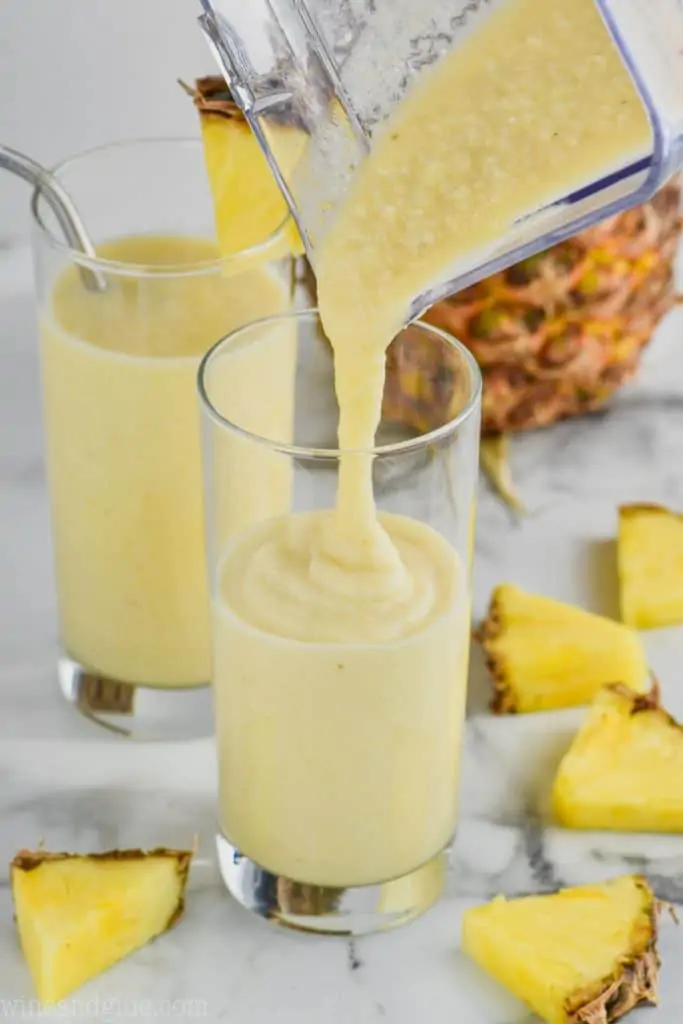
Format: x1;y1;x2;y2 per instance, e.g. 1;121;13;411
0;0;214;242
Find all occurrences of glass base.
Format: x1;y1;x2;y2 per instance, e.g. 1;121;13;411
58;654;213;741
216;832;448;935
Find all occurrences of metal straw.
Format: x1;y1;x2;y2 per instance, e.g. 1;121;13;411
0;144;106;292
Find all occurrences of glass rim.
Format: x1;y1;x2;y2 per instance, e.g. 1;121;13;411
197;308;483;459
29;136;291;278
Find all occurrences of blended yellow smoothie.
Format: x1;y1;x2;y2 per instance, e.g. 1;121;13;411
214;511;467;887
212;0;652;886
41;234;294;687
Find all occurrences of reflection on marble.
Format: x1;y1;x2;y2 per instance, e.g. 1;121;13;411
3;242;683;1020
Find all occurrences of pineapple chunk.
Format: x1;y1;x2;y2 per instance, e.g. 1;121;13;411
11;847;192;1004
462;876;661;1024
185;77;306;258
553;683;683;832
478;584;648;713
618;504;683;629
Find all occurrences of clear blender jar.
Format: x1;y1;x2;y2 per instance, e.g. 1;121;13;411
197;0;683;319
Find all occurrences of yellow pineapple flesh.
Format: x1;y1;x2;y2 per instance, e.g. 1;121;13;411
553;683;683;832
183;77;306;259
618;504;683;630
478;584;648;714
462;875;661;1024
11;847;192;1004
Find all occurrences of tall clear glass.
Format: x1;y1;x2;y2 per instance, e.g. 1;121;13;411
31;139;297;740
199;310;481;934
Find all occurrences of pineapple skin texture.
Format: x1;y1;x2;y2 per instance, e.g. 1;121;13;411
423;183;681;435
618;504;683;630
11;849;191;1004
553;684;683;833
462;876;659;1024
479;584;648;713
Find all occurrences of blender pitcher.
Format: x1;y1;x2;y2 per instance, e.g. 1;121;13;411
198;0;683;319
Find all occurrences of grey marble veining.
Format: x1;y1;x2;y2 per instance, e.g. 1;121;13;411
3;242;683;1020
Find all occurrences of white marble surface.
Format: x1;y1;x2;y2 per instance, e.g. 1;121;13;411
3;242;683;1021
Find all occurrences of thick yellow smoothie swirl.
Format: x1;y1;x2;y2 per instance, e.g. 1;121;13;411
221;510;456;645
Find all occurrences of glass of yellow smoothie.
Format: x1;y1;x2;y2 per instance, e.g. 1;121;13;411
199;309;482;934
31;138;299;740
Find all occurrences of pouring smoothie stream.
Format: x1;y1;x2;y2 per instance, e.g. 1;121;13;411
204;0;658;913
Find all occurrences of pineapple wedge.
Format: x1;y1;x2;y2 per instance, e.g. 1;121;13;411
553;683;683;832
11;847;192;1004
462;876;661;1024
184;77;306;258
618;503;683;629
478;584;648;713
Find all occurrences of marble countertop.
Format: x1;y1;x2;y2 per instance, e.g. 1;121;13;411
3;241;683;1022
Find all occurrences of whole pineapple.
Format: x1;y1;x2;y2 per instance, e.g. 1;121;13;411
421;183;681;433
